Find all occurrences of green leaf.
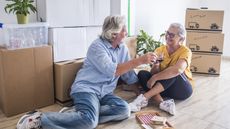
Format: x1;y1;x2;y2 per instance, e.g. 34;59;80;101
4;0;36;15
136;30;164;54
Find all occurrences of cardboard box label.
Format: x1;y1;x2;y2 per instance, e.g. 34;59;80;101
191;53;221;75
186;32;224;53
185;9;224;31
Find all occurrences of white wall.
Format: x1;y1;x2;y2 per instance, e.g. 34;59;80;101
134;0;230;56
135;0;192;38
110;0;136;35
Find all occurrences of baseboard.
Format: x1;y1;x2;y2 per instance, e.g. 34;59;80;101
222;56;230;60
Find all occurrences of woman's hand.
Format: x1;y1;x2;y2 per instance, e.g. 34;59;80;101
147;77;157;89
150;62;160;74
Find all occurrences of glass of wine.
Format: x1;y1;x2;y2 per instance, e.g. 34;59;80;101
156;53;164;63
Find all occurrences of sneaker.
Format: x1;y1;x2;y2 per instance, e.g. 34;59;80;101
59;106;76;113
159;99;176;115
17;111;42;129
129;94;148;112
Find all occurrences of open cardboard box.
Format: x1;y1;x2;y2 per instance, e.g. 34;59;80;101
136;111;173;129
0;46;54;116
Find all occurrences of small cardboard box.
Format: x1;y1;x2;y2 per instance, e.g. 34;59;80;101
124;36;137;59
185;9;224;31
0;46;54;117
186;31;224;54
54;59;84;103
191;53;221;75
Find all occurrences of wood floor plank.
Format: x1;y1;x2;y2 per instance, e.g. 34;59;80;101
1;59;230;129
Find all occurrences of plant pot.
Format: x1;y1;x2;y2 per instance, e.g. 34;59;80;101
16;14;29;24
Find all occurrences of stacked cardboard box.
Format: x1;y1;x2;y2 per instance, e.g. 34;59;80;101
185;9;224;75
0;46;54;116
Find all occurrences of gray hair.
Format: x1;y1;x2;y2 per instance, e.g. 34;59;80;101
100;15;126;41
169;23;186;41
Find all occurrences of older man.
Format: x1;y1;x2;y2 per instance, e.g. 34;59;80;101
17;15;156;129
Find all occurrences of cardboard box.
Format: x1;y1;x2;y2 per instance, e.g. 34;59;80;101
54;59;84;103
185;9;224;31
186;31;224;54
124;36;137;59
191;53;221;75
0;46;54;116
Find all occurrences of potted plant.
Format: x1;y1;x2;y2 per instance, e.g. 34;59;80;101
4;0;37;24
136;30;165;55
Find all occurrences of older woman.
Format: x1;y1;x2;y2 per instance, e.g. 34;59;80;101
129;23;193;115
16;16;156;129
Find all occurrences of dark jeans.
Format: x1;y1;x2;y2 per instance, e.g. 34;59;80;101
138;70;193;100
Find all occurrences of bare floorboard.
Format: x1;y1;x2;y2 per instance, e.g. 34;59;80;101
1;58;230;129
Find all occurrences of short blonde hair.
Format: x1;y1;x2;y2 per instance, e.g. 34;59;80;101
100;15;126;41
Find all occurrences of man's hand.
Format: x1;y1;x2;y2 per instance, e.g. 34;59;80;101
139;52;158;64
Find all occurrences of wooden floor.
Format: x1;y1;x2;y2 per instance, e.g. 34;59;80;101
1;58;230;129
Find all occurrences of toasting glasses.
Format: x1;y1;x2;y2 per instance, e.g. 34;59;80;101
155;53;164;64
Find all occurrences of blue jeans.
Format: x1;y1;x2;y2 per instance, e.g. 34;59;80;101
40;92;130;129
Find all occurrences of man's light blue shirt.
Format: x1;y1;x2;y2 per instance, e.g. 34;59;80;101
70;37;138;98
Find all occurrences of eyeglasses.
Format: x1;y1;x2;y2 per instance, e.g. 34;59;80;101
165;31;177;39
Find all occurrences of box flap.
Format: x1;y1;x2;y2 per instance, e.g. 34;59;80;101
34;46;54;107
